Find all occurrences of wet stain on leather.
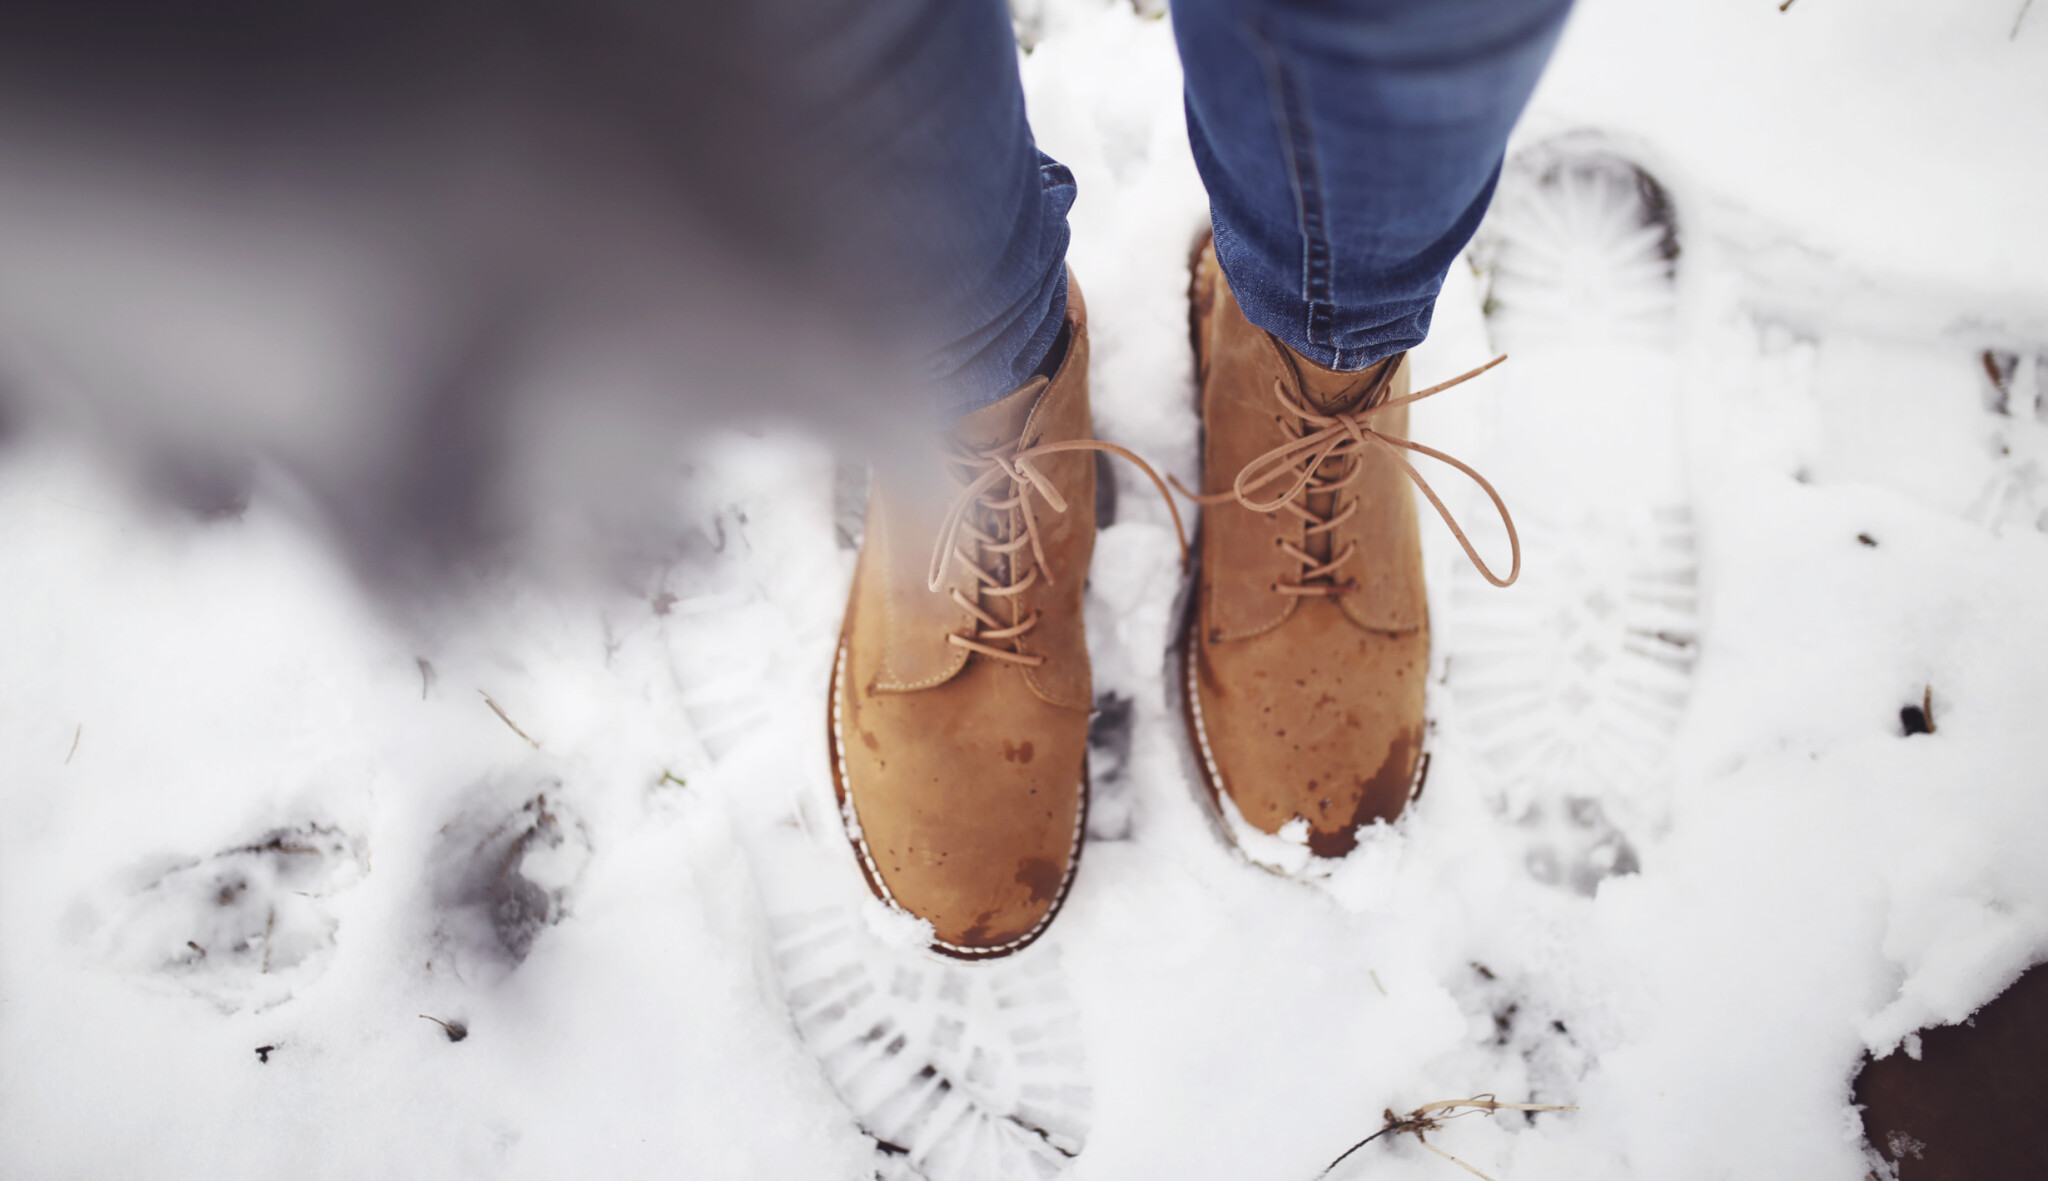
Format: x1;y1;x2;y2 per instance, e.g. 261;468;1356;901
1306;728;1418;859
1015;856;1061;904
1002;739;1035;765
960;912;994;944
1306;821;1356;858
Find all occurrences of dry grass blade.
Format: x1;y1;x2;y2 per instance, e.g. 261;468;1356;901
480;691;542;749
1316;1094;1579;1181
1419;1136;1497;1181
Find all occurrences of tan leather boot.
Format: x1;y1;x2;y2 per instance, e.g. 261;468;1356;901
831;278;1181;958
1182;241;1518;861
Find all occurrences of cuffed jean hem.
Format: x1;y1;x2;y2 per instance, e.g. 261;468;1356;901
1207;159;1501;373
1177;0;1572;373
1209;216;1440;373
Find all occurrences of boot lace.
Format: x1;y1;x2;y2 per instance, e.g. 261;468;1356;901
1175;351;1521;593
926;437;1188;665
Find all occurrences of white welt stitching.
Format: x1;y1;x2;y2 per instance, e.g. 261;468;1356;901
1186;646;1230;803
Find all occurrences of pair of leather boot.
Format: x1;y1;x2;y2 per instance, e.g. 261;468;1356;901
829;253;1515;959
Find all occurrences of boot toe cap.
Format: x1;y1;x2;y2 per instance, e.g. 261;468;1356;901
833;657;1086;958
1188;626;1426;859
848;791;1081;956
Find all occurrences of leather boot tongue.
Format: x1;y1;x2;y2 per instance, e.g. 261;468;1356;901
954;375;1050;451
1289;349;1400;415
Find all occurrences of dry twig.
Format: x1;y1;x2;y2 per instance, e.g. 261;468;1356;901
480;691;542;749
1317;1095;1579;1181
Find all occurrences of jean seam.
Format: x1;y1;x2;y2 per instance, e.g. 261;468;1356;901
1247;18;1337;368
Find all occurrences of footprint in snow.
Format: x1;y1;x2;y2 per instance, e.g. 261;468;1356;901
1453;961;1594;1111
743;782;1094;1181
428;785;592;980
1452;135;1700;894
93;822;369;1012
770;906;1092;1181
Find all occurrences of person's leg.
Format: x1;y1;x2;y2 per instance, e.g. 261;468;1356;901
1173;0;1573;369
805;0;1123;960
1175;0;1561;862
769;0;1074;411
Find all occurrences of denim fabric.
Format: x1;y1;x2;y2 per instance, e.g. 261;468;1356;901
1176;0;1574;371
822;0;1572;410
771;0;1073;414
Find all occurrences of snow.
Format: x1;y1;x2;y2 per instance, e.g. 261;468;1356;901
5;1;2048;1179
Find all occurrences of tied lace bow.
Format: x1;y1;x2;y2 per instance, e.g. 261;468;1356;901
925;436;1188;666
1178;351;1521;591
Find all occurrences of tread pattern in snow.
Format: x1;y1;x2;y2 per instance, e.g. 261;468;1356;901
1455;137;1699;893
770;908;1091;1181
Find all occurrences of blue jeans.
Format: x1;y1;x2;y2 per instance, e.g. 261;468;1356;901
795;0;1573;411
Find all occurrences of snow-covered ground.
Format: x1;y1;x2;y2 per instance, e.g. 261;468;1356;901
5;2;2047;1179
